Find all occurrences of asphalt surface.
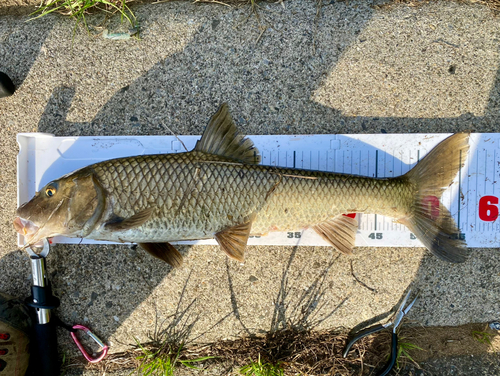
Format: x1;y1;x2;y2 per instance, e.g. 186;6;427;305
0;0;499;373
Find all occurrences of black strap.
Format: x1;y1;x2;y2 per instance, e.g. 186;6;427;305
53;316;76;333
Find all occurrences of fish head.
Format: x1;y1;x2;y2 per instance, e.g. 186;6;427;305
14;171;105;246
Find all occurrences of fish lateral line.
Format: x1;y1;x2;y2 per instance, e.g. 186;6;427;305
175;167;202;216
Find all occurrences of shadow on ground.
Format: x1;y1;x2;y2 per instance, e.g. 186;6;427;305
0;16;54;89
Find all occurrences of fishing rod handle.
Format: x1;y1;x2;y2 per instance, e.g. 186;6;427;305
30;320;60;376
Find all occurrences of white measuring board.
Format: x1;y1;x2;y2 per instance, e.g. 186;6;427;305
16;133;500;248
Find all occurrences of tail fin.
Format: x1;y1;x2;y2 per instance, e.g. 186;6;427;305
400;133;470;263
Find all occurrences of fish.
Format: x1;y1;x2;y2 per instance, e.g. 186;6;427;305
14;104;470;267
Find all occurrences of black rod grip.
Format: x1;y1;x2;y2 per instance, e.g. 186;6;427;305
29;321;60;376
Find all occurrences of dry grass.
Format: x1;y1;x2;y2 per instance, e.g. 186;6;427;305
65;327;405;375
30;0;500;19
29;0;137;26
63;322;499;375
195;328;387;375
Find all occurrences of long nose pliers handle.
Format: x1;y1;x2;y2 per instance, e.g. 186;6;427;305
342;289;418;376
342;322;391;357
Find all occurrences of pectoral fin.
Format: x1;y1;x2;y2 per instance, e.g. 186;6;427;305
105;207;154;231
312;215;358;255
139;242;183;268
215;214;256;262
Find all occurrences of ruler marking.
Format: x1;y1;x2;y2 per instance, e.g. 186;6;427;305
492;147;500;231
492;146;496;232
476;149;479;231
375;150;378;231
484;150;493;230
333;148;336;173
484;148;488;232
467;149;471;233
458;149;462;232
485;148;488;232
463;144;470;233
415;150;421;238
489;145;495;232
392;149;396;177
350;149;353;174
495;147;498;203
391;150;395;231
359;150;362;176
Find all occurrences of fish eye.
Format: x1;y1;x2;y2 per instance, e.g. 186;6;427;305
45;186;56;197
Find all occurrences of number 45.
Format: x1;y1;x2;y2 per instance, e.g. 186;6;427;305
368;233;383;240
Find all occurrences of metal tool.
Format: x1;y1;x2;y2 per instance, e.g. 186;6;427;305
490;322;500;331
24;239;108;374
25;239;61;376
71;324;109;363
343;289;418;376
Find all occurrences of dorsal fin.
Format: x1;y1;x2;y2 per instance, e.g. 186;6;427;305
195;103;261;165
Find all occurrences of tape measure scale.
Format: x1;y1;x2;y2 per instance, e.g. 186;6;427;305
16;133;499;248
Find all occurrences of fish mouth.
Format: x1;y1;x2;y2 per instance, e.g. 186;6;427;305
13;217;43;247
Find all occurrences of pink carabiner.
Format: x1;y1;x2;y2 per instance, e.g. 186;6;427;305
70;324;109;363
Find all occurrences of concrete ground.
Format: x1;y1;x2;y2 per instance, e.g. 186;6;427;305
0;0;499;374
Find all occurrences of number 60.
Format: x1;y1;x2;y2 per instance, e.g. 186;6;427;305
478;195;499;222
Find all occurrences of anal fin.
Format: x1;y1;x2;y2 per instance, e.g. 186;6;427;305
105;207;154;231
215;214;256;262
312;215;358;255
139;242;183;268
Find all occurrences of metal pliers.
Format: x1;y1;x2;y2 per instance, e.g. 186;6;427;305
343;289;418;376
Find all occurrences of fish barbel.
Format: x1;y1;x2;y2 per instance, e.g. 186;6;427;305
14;104;469;267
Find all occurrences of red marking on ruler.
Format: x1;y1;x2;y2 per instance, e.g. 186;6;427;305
422;195;440;220
479;195;499;222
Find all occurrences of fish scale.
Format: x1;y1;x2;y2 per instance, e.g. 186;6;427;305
85;151;413;243
253;172;414;234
